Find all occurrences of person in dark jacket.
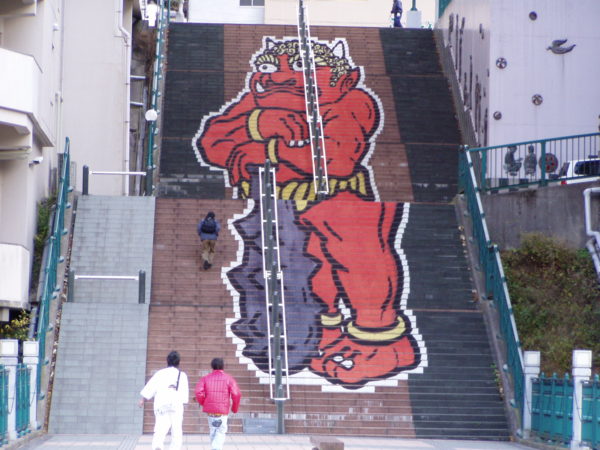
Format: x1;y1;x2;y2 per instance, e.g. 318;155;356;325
391;0;403;27
195;358;241;450
197;211;221;270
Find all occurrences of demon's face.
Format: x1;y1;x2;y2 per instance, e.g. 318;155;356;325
249;38;360;109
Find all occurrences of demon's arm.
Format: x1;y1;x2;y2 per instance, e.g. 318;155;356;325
275;89;380;179
198;94;276;185
199;87;378;184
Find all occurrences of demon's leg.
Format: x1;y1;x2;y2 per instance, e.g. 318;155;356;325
301;194;418;386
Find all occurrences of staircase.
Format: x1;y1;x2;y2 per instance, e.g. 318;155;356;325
144;23;510;440
50;196;154;434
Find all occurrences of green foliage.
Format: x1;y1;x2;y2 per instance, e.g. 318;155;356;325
0;311;31;341
31;197;56;290
502;233;600;374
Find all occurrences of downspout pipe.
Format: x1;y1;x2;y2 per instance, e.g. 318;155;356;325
116;0;131;196
583;187;600;277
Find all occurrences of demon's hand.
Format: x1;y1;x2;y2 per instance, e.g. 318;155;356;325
249;108;310;147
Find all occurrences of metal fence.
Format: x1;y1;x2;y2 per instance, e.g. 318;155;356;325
0;366;7;446
459;147;525;419
531;373;573;445
466;133;600;192
144;0;171;195
35;137;72;397
582;375;600;448
15;364;30;437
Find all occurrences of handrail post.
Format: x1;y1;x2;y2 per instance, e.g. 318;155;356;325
22;342;38;432
570;350;592;450
82;166;89;196
145;164;153;196
67;269;75;303
540;140;547;187
138;270;146;304
523;351;541;438
0;340;18;442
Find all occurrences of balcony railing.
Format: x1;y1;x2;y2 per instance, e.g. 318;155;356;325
465;133;600;192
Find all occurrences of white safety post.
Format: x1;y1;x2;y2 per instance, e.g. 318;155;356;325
0;340;19;441
571;349;592;450
23;341;39;431
522;351;541;439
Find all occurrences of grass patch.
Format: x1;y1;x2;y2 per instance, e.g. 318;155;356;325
502;233;600;375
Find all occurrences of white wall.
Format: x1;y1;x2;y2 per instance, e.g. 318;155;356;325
264;0;390;27
61;0;132;195
0;0;64;307
188;0;391;27
489;0;600;145
438;0;600;147
189;0;265;24
437;0;491;146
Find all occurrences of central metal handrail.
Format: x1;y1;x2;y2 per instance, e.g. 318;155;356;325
67;269;146;304
259;160;289;434
297;0;329;199
82;165;148;195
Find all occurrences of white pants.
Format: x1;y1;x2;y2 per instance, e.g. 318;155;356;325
207;415;228;450
152;408;183;450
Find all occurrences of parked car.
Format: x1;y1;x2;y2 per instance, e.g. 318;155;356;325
557;156;600;184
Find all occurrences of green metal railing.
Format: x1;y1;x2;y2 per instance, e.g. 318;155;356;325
466;133;600;192
35;137;72;398
15;364;30;437
0;366;7;446
145;0;171;195
438;0;452;18
531;373;573;445
582;375;600;448
459;147;525;419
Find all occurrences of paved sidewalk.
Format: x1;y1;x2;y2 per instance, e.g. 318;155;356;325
16;433;538;449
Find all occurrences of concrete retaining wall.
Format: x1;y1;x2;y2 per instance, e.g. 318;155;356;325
480;182;600;250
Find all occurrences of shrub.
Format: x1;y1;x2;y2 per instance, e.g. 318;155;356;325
0;310;31;341
502;233;600;374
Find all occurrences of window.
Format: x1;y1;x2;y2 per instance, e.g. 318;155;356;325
575;160;600;176
240;0;264;6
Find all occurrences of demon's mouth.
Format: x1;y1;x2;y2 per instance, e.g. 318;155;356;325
254;81;305;96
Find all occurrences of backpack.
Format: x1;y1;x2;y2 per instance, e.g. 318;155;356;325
200;217;217;234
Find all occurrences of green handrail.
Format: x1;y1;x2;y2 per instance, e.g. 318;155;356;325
35;137;72;398
15;364;30;436
0;366;7;445
467;133;600;192
145;0;171;195
438;0;452;17
459;146;525;420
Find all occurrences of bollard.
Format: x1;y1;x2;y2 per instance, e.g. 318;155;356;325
138;270;146;304
82;165;89;195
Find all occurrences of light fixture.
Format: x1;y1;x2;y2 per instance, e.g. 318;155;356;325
145;109;158;122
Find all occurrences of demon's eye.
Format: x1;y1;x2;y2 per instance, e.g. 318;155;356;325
291;60;303;72
258;63;278;73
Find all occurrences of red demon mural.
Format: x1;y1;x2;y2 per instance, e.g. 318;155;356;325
192;37;425;389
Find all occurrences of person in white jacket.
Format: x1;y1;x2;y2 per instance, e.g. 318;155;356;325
139;351;189;450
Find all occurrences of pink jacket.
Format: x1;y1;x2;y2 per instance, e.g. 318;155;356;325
195;370;241;414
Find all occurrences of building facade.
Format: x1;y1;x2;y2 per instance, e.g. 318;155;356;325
0;0;139;317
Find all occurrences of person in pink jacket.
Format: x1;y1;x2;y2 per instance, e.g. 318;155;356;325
195;358;241;450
